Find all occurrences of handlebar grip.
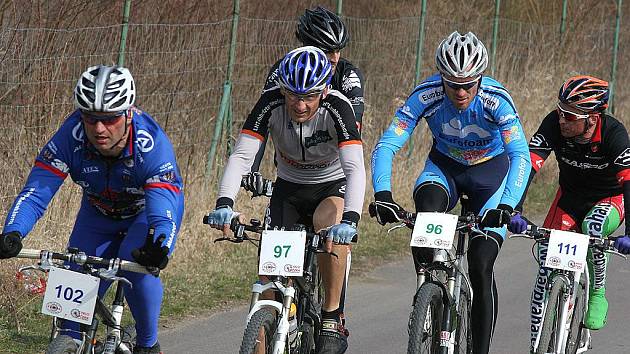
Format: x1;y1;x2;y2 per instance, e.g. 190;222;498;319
203;215;210;225
16;248;43;259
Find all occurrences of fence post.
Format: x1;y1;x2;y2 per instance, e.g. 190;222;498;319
609;0;622;114
206;0;240;178
336;0;343;16
559;0;568;36
117;0;132;66
490;0;501;77
407;0;428;158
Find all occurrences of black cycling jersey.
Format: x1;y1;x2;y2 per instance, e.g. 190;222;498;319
518;111;630;231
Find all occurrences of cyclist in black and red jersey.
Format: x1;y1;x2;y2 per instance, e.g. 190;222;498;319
508;75;630;350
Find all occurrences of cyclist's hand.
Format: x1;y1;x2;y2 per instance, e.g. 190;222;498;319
374;191;403;225
613;235;630;254
0;231;23;259
328;222;357;245
508;212;529;234
132;232;170;270
205;205;235;235
242;172;266;197
480;204;513;228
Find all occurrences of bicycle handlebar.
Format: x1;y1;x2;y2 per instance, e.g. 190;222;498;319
512;225;623;255
368;201;482;229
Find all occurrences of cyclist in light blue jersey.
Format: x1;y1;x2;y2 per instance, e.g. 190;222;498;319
371;31;531;354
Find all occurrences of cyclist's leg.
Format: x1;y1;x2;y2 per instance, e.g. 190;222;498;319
529;189;579;350
412;155;457;272
582;194;624;330
64;203;128;339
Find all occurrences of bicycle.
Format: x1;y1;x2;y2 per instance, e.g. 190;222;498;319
510;225;625;354
14;247;158;354
203;215;333;354
369;198;495;354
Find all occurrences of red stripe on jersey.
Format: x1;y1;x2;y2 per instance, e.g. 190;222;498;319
34;161;68;179
616;169;630;184
145;183;181;193
241;129;265;141
530;152;545;172
338;140;362;148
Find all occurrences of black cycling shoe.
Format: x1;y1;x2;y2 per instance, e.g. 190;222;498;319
315;319;349;354
133;341;161;354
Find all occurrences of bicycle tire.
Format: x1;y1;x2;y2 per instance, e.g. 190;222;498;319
239;308;278;354
565;278;587;354
45;335;79;354
535;277;567;354
116;324;136;354
407;282;444;354
455;287;472;354
297;320;315;354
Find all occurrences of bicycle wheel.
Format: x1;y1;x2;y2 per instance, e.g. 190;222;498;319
535;278;567;354
239;308;279;354
45;335;79;354
297;320;315;354
455;287;472;354
407;282;444;354
116;324;137;354
566;279;587;354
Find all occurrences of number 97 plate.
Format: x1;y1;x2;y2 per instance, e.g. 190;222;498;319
410;213;458;249
258;230;306;277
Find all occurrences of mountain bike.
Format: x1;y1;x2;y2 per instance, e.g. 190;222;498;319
510;225;625;354
369;198;494;354
203;214;334;354
14;247;158;354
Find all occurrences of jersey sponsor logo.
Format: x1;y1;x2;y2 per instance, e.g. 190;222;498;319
256;98;283;132
72;122;84;142
439;133;493;148
529;133;547;149
442;118;491;138
124;158;134;168
7;188;35;225
82;166;100;174
304;130;333;148
391;117;409;136
339;184;346;194
159;162;174;172
449;147;492;164
614;147;630;167
478;91;499;110
501;125;522;144
342;71;361;92
136;130;154;153
583;202;613;237
321;101;351;140
559;156;608;170
496;113;517;125
419;87;444;104
400;105;413;119
50;159;69;173
514;156;528;188
279;151;337;170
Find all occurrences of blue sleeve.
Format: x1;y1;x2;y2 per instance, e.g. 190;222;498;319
3;134;70;237
371;94;424;193
494;101;531;208
142;134;185;255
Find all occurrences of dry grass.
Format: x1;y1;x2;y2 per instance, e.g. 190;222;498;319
1;0;629;350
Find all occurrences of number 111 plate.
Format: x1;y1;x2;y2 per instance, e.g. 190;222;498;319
258;230;306;277
410;213;458;249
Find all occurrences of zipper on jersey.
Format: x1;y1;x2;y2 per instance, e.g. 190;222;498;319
299;123;306;161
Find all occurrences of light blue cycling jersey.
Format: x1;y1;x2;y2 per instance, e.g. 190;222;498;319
372;74;530;209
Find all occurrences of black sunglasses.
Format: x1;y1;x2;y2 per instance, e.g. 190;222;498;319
442;76;481;91
81;110;127;126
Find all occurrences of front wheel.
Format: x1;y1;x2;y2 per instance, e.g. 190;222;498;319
565;279;587;354
407;282;444;354
455;287;472;354
239;308;279;354
535;278;567;354
45;335;79;354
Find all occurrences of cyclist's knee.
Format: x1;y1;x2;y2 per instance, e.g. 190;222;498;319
413;182;449;212
313;196;344;230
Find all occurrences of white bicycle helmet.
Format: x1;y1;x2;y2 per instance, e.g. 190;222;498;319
74;65;136;112
436;31;488;78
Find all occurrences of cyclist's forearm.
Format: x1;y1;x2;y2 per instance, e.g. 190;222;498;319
217;134;262;203
339;144;366;221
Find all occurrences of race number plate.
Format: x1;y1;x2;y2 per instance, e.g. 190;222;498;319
410;212;458;249
41;267;100;325
544;230;589;271
258;230;306;277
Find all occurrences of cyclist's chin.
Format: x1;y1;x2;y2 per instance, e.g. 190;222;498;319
290;112;315;124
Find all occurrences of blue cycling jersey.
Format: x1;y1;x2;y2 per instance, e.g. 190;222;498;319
3;107;184;252
372;74;530;208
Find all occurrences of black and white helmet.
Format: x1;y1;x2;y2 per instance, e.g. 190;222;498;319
74;65;136;112
435;31;488;78
296;6;349;52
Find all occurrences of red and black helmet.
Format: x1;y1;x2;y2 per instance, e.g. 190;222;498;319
558;75;609;113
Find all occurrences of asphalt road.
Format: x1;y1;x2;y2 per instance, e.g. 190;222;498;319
160;236;630;353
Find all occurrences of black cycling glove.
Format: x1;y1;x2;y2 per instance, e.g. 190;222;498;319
242;172;266;197
132;230;170;270
374;191;404;225
480;204;513;228
0;231;23;259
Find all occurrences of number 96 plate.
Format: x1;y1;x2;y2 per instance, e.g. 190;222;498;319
410;212;458;249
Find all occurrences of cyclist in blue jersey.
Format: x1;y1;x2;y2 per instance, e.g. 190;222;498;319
0;65;184;354
371;31;531;354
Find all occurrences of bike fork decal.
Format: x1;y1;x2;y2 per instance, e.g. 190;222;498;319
530;243;549;349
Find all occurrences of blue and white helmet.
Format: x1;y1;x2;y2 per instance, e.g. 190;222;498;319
277;46;332;94
74;65;136;112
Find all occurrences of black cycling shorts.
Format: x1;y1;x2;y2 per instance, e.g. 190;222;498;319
268;177;346;229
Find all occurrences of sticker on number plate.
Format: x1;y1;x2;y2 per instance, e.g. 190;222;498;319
258;230;306;276
544;230;589;271
41;267;100;325
410;212;458;249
